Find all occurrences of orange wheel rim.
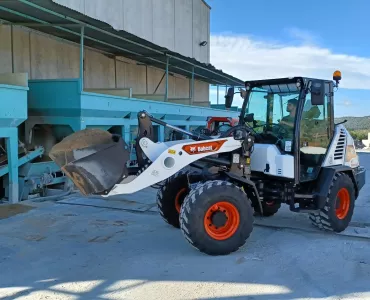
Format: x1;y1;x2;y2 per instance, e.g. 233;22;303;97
175;188;187;213
336;188;350;219
204;201;240;240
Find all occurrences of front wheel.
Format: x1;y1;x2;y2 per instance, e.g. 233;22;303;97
309;172;355;232
180;180;254;256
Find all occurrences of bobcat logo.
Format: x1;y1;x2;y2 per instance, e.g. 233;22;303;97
182;140;227;155
198;146;213;152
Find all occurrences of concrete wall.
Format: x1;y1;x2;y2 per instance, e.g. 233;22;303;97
0;24;209;104
52;0;211;64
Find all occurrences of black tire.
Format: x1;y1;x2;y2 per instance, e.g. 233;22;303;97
156;169;191;228
309;172;355;233
254;200;281;217
180;180;254;256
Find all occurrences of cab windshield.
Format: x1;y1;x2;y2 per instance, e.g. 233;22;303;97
245;82;302;140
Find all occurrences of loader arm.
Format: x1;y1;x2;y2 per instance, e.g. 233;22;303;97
48;110;244;197
106;136;242;196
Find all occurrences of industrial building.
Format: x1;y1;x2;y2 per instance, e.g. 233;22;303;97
0;0;243;204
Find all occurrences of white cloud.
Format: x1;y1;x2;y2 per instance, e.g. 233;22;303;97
210;33;370;90
284;27;319;46
337;99;353;106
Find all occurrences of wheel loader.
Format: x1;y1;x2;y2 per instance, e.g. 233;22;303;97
49;71;366;256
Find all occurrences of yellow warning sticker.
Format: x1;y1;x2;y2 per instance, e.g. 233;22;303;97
168;149;176;154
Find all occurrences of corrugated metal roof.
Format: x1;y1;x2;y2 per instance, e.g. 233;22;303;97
0;0;244;86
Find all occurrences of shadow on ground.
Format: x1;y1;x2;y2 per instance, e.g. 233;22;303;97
0;155;370;300
1;201;370;300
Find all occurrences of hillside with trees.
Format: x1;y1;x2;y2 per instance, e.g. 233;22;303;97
334;116;370;144
335;116;370;131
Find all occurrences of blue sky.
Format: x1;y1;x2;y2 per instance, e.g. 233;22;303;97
206;0;370;117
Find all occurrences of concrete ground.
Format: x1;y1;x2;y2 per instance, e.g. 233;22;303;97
1;154;370;300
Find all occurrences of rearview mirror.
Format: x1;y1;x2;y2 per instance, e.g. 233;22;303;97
310;80;325;105
225;87;234;109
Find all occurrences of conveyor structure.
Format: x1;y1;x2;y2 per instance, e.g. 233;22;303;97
0;73;67;203
25;78;240;166
0;75;239;203
0;0;241;203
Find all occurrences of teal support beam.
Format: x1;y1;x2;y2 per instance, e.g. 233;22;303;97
159;126;165;142
0;146;44;178
80;26;84;92
0;128;19;203
124;125;131;145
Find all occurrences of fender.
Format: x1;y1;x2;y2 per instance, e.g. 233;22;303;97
314;165;365;209
223;171;264;215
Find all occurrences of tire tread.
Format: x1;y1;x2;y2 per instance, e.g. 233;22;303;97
309;172;355;232
180;180;254;255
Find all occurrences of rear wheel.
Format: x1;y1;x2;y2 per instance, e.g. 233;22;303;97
180;180;254;256
309;172;355;232
156;169;191;228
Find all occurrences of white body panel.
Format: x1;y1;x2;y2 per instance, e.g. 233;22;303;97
105;137;242;196
250;144;294;178
322;124;360;169
322;125;346;167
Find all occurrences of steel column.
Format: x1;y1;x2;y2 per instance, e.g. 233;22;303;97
0;128;19;203
217;85;219;104
190;66;195;105
159;126;165;141
124;125;131;146
80;26;84;92
165;56;169;101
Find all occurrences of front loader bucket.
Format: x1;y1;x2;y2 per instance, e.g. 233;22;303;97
49;129;130;196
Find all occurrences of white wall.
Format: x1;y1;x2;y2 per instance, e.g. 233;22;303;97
52;0;211;63
0;24;209;103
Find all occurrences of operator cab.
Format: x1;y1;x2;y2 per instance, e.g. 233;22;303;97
225;72;341;184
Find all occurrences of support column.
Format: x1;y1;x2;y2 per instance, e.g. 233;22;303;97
5;128;19;203
225;85;228;105
123;125;131;145
159;126;165;142
165;56;169;102
217;85;219;104
190;66;195;105
79;26;85;92
122;125;133;160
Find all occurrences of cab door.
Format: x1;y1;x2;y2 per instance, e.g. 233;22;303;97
299;81;334;182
